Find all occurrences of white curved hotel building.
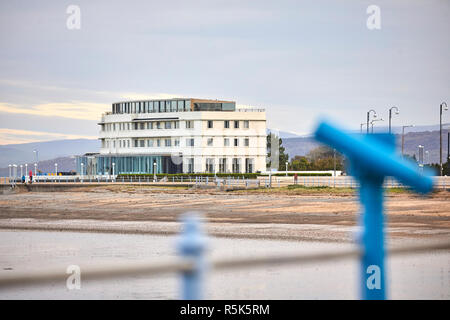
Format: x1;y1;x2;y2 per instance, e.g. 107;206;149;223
77;98;267;175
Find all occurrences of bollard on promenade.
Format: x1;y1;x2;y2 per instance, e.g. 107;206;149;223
314;120;434;300
177;213;208;300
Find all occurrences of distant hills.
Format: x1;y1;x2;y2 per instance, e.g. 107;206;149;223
0;139;99;168
0;125;448;176
282;129;449;164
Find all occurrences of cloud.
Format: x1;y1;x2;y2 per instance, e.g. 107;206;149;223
0;101;109;121
0;128;97;145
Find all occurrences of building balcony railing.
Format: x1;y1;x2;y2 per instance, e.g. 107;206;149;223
236;108;265;112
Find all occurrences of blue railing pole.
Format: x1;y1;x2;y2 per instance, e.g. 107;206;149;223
359;177;386;299
177;213;207;300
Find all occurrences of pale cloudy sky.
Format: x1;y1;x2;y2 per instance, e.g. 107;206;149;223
0;0;449;144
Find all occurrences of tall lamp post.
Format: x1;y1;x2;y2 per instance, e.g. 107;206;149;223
285;161;288;176
370;118;384;133
153;161;157;182
34;163;37;177
388;107;399;134
440;102;448;176
367;109;377;134
13;164;17;183
20;165;23;178
418;145;424;172
401;125;414;158
360;123;366;134
25;164;28;177
55;163;58;176
80;163;84;182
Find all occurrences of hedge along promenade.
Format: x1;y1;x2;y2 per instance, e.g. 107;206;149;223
116;172;332;179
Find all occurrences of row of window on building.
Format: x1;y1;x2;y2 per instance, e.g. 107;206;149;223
102;120;250;132
188;158;254;174
112;100;191;114
102;137;252;149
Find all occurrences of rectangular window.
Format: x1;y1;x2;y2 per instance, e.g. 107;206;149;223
232;158;240;173
157;139;161;147
219;158;227;173
185;100;191;111
244;120;249;129
234;121;239;129
165;122;172;129
177;100;184;112
157;122;161;129
165;139;171;147
224;120;230;129
134;123;139;130
149;101;154;112
187;158;194;173
186;138;195;147
244;138;249;147
207;138;213;146
207;120;213;129
134;140;138;148
174;121;179;129
186;120;194;129
140;140;145;147
174;139;180;146
224;138;230;147
171;100;177;112
234;138;239;147
147;139;153;147
206;158;214;173
245;158;254;173
127;140;130;148
140;123;145;130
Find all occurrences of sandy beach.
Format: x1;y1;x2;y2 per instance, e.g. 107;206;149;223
0;185;449;243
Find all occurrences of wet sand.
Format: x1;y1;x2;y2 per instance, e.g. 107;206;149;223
0;185;449;242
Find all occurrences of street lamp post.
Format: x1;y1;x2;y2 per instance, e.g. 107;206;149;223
34;163;37;177
285;161;288;176
389;107;399;134
370;118;384;133
153;161;157;182
401;125;414;158
55;163;58;176
20;165;23;178
440;102;448;176
418;145;424;172
13;164;17;184
418;145;424;164
360;123;366;134
367;109;377;134
80;163;84;182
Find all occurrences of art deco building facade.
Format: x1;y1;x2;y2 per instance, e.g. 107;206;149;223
77;98;267;175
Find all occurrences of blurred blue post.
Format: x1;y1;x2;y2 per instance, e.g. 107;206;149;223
314;120;433;300
177;213;207;300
